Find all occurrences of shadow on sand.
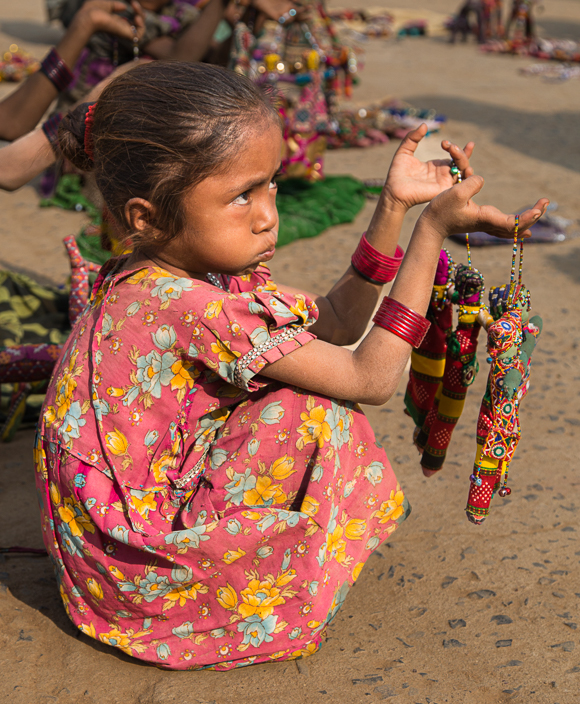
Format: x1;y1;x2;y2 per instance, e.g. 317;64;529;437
1;20;64;46
407;94;580;174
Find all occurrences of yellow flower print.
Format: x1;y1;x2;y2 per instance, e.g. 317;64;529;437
99;628;132;653
241;510;262;521
270;455;296;481
131;491;158;520
34;444;47;479
86;577;104;601
326;525;347;564
238;580;285;619
344;519;367;541
210;338;240;364
170;358;198;391
372;489;406;523
126;269;149;285
274;568;296;587
297;405;331;449
49;482;61;506
151;454;174;484
59;583;70;611
163;582;209;608
106;386;125;398
352;562;365;582
204;299;224;319
79;622;96;639
58;497;95;536
54;349;82;420
43;405;56;426
105;428;129;456
289;295;309;324
300;494;320;517
223;548;246;564
243;475;286;507
292;642;319;659
216;583;238;610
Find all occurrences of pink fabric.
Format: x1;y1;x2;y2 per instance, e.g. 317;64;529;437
35;261;408;670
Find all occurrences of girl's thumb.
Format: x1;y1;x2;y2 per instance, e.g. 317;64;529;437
455;174;484;200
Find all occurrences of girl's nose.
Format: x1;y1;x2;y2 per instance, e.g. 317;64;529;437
253;193;278;234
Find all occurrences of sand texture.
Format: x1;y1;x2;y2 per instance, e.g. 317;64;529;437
1;0;580;701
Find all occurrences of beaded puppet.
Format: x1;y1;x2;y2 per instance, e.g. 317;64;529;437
405;249;454;432
416;263;485;473
466;218;542;523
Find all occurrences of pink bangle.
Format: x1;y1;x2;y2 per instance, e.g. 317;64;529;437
373;297;430;348
351;232;404;285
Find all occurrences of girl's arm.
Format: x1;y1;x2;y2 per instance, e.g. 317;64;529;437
0;129;54;191
0;0;144;141
277;125;475;346
262;177;548;406
0;58;147;192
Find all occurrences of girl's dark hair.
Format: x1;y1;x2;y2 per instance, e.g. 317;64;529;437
59;62;280;249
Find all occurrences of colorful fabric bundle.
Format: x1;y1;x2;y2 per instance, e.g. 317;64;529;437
466;284;542;523
416;264;485;472
404;249;454;430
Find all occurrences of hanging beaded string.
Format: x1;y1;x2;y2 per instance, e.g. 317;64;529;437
450;161;472;269
508;214;520;305
132;25;139;61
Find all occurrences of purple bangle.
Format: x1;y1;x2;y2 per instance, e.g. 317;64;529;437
41;112;63;154
39;48;73;93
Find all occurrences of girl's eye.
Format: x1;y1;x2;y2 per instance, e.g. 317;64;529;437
269;177;278;190
232;191;250;205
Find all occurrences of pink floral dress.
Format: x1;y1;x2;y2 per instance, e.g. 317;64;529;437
35;260;409;670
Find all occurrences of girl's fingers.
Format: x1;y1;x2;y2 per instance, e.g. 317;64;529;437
514;198;550;235
463;142;475;160
397;123;428;156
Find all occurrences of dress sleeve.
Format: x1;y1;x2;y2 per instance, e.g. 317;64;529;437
187;283;318;393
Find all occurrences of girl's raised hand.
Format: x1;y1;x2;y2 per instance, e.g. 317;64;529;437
421;174;550;240
383;123;475;211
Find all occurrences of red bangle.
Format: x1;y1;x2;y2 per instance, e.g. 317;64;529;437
351;232;404;285
373;297;430;348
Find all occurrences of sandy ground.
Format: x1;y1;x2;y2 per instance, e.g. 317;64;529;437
2;0;580;702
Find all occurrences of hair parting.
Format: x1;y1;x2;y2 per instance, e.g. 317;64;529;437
58;62;280;251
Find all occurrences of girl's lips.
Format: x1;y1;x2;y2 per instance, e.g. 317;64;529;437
259;247;276;261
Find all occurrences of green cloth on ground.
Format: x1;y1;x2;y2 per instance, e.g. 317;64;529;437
276;175;367;246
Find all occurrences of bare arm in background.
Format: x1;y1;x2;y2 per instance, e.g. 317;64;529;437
0;0;144;141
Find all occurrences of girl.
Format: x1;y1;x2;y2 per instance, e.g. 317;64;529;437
35;62;547;670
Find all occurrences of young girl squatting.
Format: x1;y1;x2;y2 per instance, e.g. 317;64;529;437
36;62;547;670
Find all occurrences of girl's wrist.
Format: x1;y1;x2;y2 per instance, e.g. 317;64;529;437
377;189;409;218
415;211;448;245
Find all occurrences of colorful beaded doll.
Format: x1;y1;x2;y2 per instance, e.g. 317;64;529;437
465;283;541;523
416;263;486;473
405;249;454;431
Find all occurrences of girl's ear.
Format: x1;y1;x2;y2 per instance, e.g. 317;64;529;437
124;197;156;234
